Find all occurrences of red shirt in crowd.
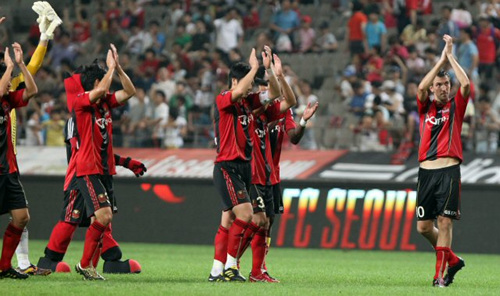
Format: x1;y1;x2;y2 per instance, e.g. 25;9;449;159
476;26;500;64
348;11;368;41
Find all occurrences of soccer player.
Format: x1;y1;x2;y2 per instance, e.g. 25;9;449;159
0;43;38;279
415;34;468;287
10;1;62;276
208;47;281;282
37;73;145;274
258;70;319;283
245;54;297;283
68;45;136;280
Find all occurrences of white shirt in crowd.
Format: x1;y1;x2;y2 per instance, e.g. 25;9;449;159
214;17;243;53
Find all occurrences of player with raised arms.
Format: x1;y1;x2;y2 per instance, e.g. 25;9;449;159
415;34;468;287
208;47;281;282
0;42;39;280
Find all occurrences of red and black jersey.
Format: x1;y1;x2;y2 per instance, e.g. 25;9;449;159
213;90;263;163
251;101;282;185
0;90;26;175
269;108;297;184
71;92;122;177
417;88;468;162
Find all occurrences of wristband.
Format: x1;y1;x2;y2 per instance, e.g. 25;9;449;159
299;117;307;127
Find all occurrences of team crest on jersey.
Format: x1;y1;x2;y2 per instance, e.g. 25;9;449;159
238;114;254;126
237;190;246;199
98;193;108;203
72;209;80;219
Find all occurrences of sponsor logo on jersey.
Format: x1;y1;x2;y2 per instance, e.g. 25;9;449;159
255;128;266;138
238;114;254;126
425;115;448;125
96;117;112;129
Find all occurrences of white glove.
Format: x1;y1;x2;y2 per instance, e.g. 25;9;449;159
32;1;62;41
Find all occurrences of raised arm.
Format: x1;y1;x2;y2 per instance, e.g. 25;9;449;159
231;48;259;102
13;43;38;101
88;50;115;103
417;44;448;102
273;54;296;113
262;46;280;100
0;48;14;94
110;44;136;103
443;34;470;98
288;101;319;144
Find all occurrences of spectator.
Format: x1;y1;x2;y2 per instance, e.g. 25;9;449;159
169;81;194;119
121;0;145;29
437;5;460;51
25;110;43;146
354;110;387;152
476;15;500;84
111;102;129;148
189;20;210;52
243;2;260;36
457;27;479;85
339;65;357;102
164;107;187;149
314;21;338;52
126;86;149;147
105;0;121;24
139;48;161;77
46;32;79;71
298;15;315;53
150;67;176;104
295;104;318;150
143;20;166;55
365;45;384;82
126;25;148;55
387;35;409;60
349;80;368;118
346;1;367;55
270;0;300;48
94;18;127;56
382;80;405;118
481;0;500;27
214;7;243;61
181;12;196;35
173;25;192;52
423;47;439;72
42;109;65;147
68;8;92;44
146;90;169;148
400;18;427;51
451;2;473;29
475;96;500;154
364;5;387;51
406;45;426;76
365;80;390;110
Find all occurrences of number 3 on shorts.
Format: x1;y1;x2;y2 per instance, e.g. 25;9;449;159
257;196;265;209
416;206;425;219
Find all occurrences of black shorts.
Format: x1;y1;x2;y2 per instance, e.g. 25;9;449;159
250;184;275;218
61;174;116;226
349;40;364;55
272;183;284;214
213;161;251;211
0;173;28;215
416;165;461;221
75;175;113;217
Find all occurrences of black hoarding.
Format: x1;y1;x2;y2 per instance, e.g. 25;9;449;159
1;176;498;254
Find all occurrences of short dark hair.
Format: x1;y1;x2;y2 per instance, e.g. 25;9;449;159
461;27;473;38
155;90;166;99
352;1;363;12
442;5;452;12
478;95;491;104
169;107;179;120
79;60;106;91
228;62;251;88
434;70;451;85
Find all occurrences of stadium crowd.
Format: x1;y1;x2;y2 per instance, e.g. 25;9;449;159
1;0;499;155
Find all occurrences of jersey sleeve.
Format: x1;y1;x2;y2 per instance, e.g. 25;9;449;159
106;93;123;109
284;109;297;132
247;92;264;109
7;90;27;108
454;87;468;113
73;92;93;110
216;91;235;111
416;94;430;114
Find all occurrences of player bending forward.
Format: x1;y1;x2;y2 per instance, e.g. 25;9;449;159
0;44;38;279
416;34;468;287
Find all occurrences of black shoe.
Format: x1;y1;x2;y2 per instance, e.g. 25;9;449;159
223;267;246;282
432;278;445;287
0;267;29;279
444;257;465;286
208;273;228;282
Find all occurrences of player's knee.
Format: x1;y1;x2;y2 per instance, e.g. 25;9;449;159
12;211;30;228
252;214;266;227
437;216;452;230
416;222;433;235
95;208;113;226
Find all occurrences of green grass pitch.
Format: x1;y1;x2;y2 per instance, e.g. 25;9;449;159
1;240;499;295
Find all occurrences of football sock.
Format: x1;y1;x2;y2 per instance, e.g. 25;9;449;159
251;228;267;275
239;222;259;258
0;223;24;271
80;221;106;268
15;228;31;269
434;246;449;280
225;218;249;270
211;225;228;276
446;247;460;266
46;222;77;259
92;244;102;268
101;224;122;260
262;233;271;273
